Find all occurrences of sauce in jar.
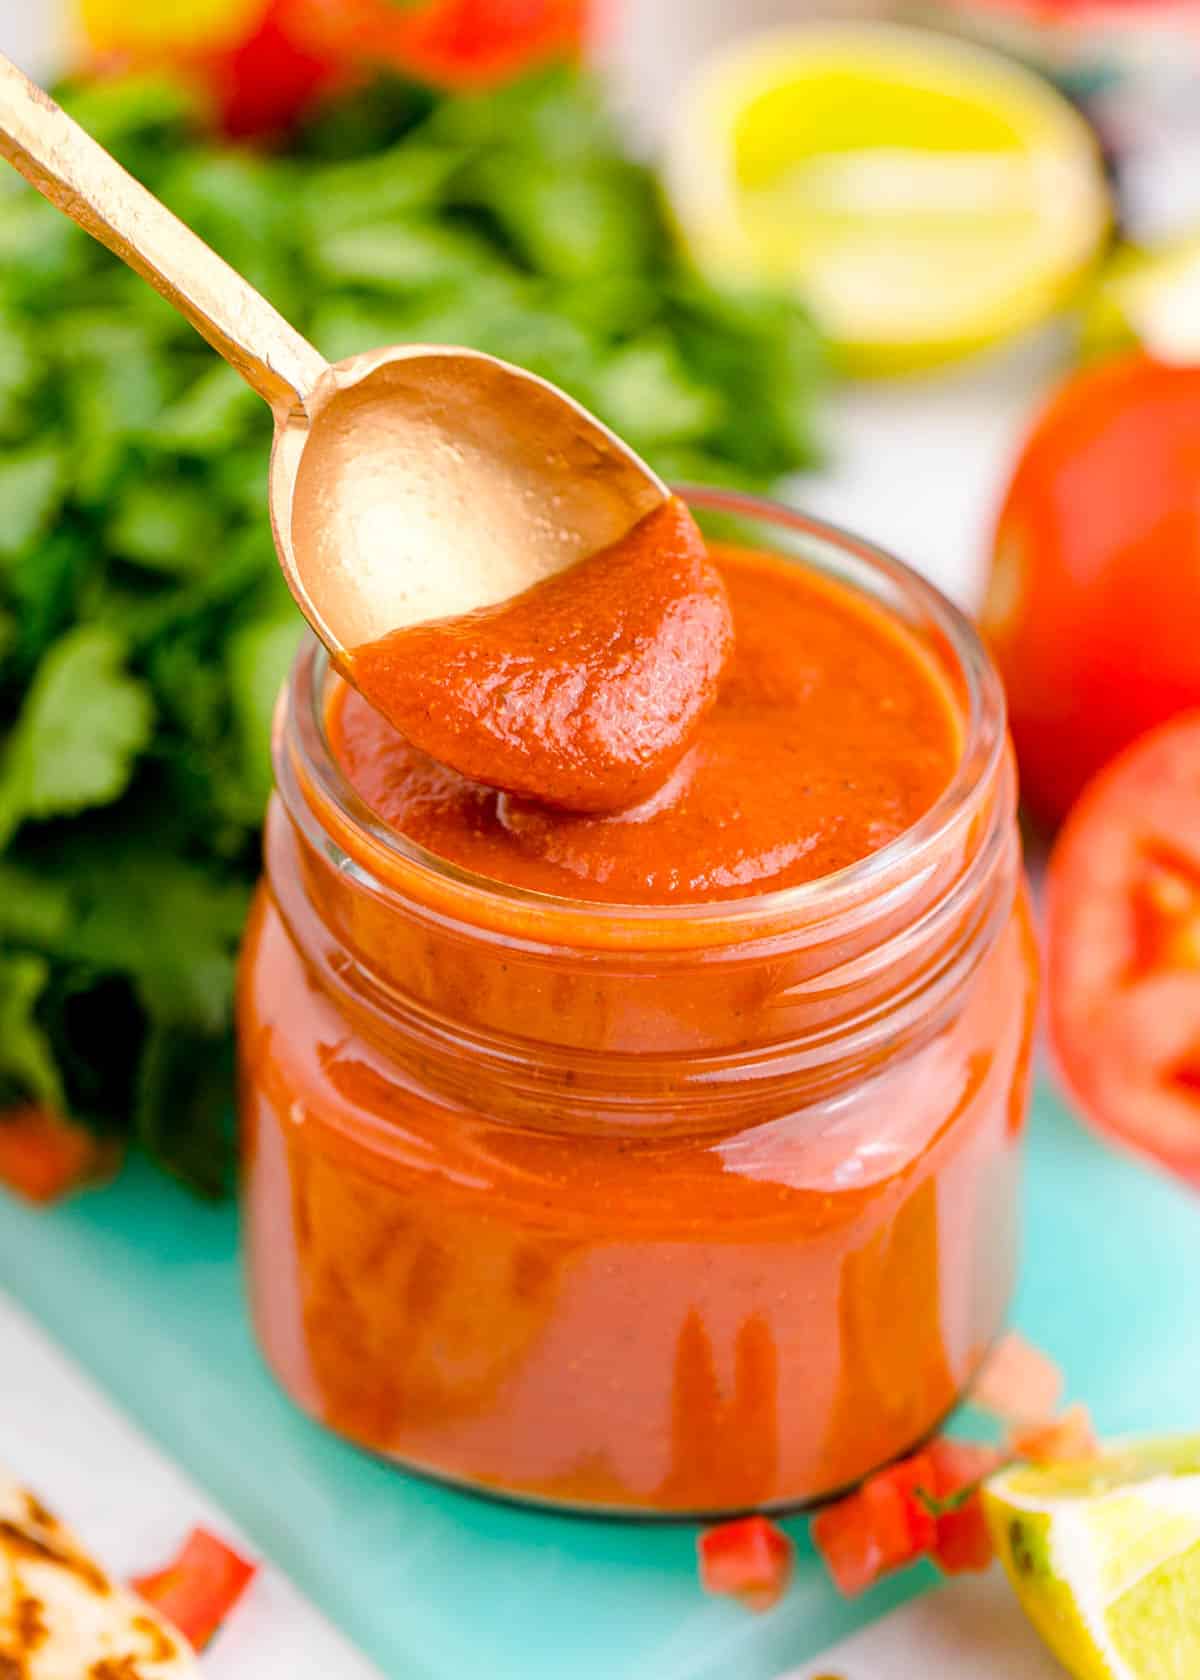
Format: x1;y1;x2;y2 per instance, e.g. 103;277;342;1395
239;490;1036;1515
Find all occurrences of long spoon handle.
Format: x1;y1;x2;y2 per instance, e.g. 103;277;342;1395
0;53;328;415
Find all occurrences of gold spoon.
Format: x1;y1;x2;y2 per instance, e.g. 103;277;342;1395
0;54;667;655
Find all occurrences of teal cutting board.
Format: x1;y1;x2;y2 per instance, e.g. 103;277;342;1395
2;1083;1198;1680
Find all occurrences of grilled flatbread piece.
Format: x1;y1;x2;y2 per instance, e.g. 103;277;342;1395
0;1467;196;1677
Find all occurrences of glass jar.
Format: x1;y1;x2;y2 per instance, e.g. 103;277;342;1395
238;488;1037;1518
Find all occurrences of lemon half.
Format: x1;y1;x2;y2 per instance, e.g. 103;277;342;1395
986;1437;1200;1680
663;24;1111;374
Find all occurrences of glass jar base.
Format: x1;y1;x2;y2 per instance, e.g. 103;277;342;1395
265;1357;989;1527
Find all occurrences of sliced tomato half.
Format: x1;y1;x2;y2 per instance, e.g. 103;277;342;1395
1047;711;1200;1184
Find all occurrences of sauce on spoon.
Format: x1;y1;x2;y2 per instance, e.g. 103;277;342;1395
345;497;732;814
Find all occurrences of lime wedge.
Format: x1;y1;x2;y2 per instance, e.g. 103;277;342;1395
986;1437;1200;1680
663;24;1111;374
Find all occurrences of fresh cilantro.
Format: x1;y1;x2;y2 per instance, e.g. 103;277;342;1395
226;615;305;807
0;627;154;846
0;445;66;560
0;952;64;1111
0;860;73;947
914;1476;1000;1519
135;1023;237;1199
45;835;251;1035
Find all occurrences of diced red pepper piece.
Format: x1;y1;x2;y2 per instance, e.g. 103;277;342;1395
0;1105;107;1205
970;1333;1063;1426
1010;1403;1099;1466
132;1527;257;1651
810;1452;938;1597
697;1516;794;1613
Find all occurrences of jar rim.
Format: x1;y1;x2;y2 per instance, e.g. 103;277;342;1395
278;484;1007;944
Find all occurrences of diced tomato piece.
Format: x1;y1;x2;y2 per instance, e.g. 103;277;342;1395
133;1528;257;1651
697;1516;793;1613
811;1497;885;1598
1047;712;1200;1186
873;1454;938;1553
970;1333;1063;1426
1010;1403;1099;1466
922;1438;1003;1576
811;1452;938;1597
931;1493;995;1575
811;1482;908;1598
0;1105;106;1205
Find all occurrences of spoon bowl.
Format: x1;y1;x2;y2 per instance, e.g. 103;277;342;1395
272;344;667;654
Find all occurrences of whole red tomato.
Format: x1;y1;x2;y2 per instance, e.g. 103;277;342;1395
207;0;344;137
83;0;584;138
82;0;343;137
289;0;584;87
981;352;1200;828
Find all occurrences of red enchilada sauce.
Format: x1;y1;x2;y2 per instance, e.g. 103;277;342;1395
335;542;960;897
347;497;733;814
240;512;1035;1513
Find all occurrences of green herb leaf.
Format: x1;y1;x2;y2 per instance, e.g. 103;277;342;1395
0;627;154;844
150;364;263;455
0;952;64;1111
0;445;66;560
107;477;224;574
135;1022;236;1198
56;73;199;160
0;860;73;948
227;614;304;808
587;336;722;448
302;143;463;233
311;220;500;289
0;311;38;440
55;839;251;1035
2;529;87;679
